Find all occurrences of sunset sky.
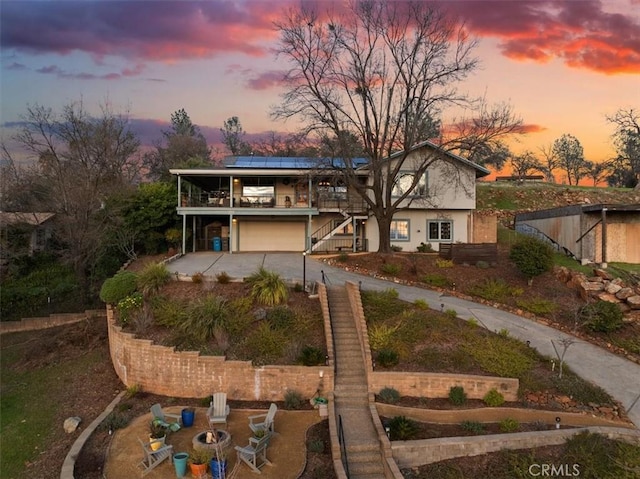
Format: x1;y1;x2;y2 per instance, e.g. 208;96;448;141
1;0;639;174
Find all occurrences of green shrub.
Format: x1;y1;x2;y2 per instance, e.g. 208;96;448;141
483;389;505;407
246;322;286;364
420;273;453;288
388;416;419;440
246;267;289;306
449;386;467;406
444;308;457;318
461;420;485;434
266;306;296;330
376;349;399;368
308;439;324;453
417;242;434;253
100;412;130;432
191;272;204;284
100;271;138;304
465;336;535;378
381;263;401;275
368;323;400;351
580;301;624;333
564;431;640;479
116;292;143;325
435;258;454;268
499;418;519;433
413;299;429;309
516;298;557;315
283;389;305;410
299;346;325;366
476;260;490;269
378;387;400;404
181;295;229;342
390;245;403;252
468;278;513;301
216;271;231;284
137;263;170;296
337;252;349;262
509;236;553;281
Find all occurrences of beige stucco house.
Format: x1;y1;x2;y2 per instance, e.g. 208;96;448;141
170;141;491;253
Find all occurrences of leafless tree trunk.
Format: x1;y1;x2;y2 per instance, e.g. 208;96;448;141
273;1;522;252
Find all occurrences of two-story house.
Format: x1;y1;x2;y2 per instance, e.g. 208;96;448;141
170;141;491;254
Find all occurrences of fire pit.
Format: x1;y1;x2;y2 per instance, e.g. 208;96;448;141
192;429;232;452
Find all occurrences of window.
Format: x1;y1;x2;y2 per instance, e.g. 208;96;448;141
392;172;428;197
428;220;452;241
390;220;409;241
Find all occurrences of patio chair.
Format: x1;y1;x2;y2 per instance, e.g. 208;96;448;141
207;392;230;428
150;403;181;432
234;432;272;473
248;403;277;435
137;438;174;476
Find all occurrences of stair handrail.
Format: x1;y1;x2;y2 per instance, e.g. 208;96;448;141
338;414;350;479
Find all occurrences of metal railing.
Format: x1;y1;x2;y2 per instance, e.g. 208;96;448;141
338;415;350;478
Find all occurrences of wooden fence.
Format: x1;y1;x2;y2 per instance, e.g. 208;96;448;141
439;243;498;264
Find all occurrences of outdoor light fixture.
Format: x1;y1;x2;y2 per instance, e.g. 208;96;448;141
302;251;307;292
555;417;561;429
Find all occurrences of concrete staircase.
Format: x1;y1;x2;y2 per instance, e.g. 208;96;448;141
327;285;386;479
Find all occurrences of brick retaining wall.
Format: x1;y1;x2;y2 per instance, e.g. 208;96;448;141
391;426;640;468
370;371;519;402
0;310;105;334
107;306;333;400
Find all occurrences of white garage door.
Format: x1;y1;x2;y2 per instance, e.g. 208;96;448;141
239;221;306;251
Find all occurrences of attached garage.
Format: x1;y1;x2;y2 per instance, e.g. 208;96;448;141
238;220;306;252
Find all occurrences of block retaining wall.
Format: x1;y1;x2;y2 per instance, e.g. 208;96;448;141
0;310;105;334
392;426;640;468
107;306;333;400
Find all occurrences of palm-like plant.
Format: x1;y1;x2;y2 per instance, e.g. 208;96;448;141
246;267;288;306
136;263;171;324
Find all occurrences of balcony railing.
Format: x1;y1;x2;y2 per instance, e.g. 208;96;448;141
180;191;368;212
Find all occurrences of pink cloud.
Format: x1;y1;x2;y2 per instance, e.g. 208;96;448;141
35;63;146;81
451;0;640;74
246;70;287;90
0;1;288;63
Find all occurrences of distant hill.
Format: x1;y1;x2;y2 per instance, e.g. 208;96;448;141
476;182;640;226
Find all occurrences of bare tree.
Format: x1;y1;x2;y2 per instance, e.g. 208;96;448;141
606;107;640;188
509;150;543;182
538;143;558;183
250;131;318;157
273;1;522;252
11;101;140;298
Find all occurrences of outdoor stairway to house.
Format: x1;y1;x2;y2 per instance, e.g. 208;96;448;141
327;285;386;479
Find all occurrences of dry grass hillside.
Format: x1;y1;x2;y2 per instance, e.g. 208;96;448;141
476;182;640;226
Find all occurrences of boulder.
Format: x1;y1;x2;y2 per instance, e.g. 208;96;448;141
605;282;623;295
578;280;605;300
593;268;613;280
597;293;620;304
64;416;81;433
616;288;636;300
627;295;640;310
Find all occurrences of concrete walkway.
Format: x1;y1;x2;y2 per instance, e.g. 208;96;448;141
166;252;640;428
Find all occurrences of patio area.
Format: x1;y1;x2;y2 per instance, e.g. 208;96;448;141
104;406;321;479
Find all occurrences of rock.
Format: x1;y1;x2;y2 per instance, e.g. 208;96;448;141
605;282;622;294
578;280;605;300
593;268;613;280
597;293;621;303
616;288;635;300
64;416;81;433
627;295;640;310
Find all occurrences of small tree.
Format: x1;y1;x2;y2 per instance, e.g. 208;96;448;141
552;133;586;185
509;236;554;285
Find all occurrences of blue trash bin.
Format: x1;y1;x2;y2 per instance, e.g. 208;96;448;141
212;237;222;251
